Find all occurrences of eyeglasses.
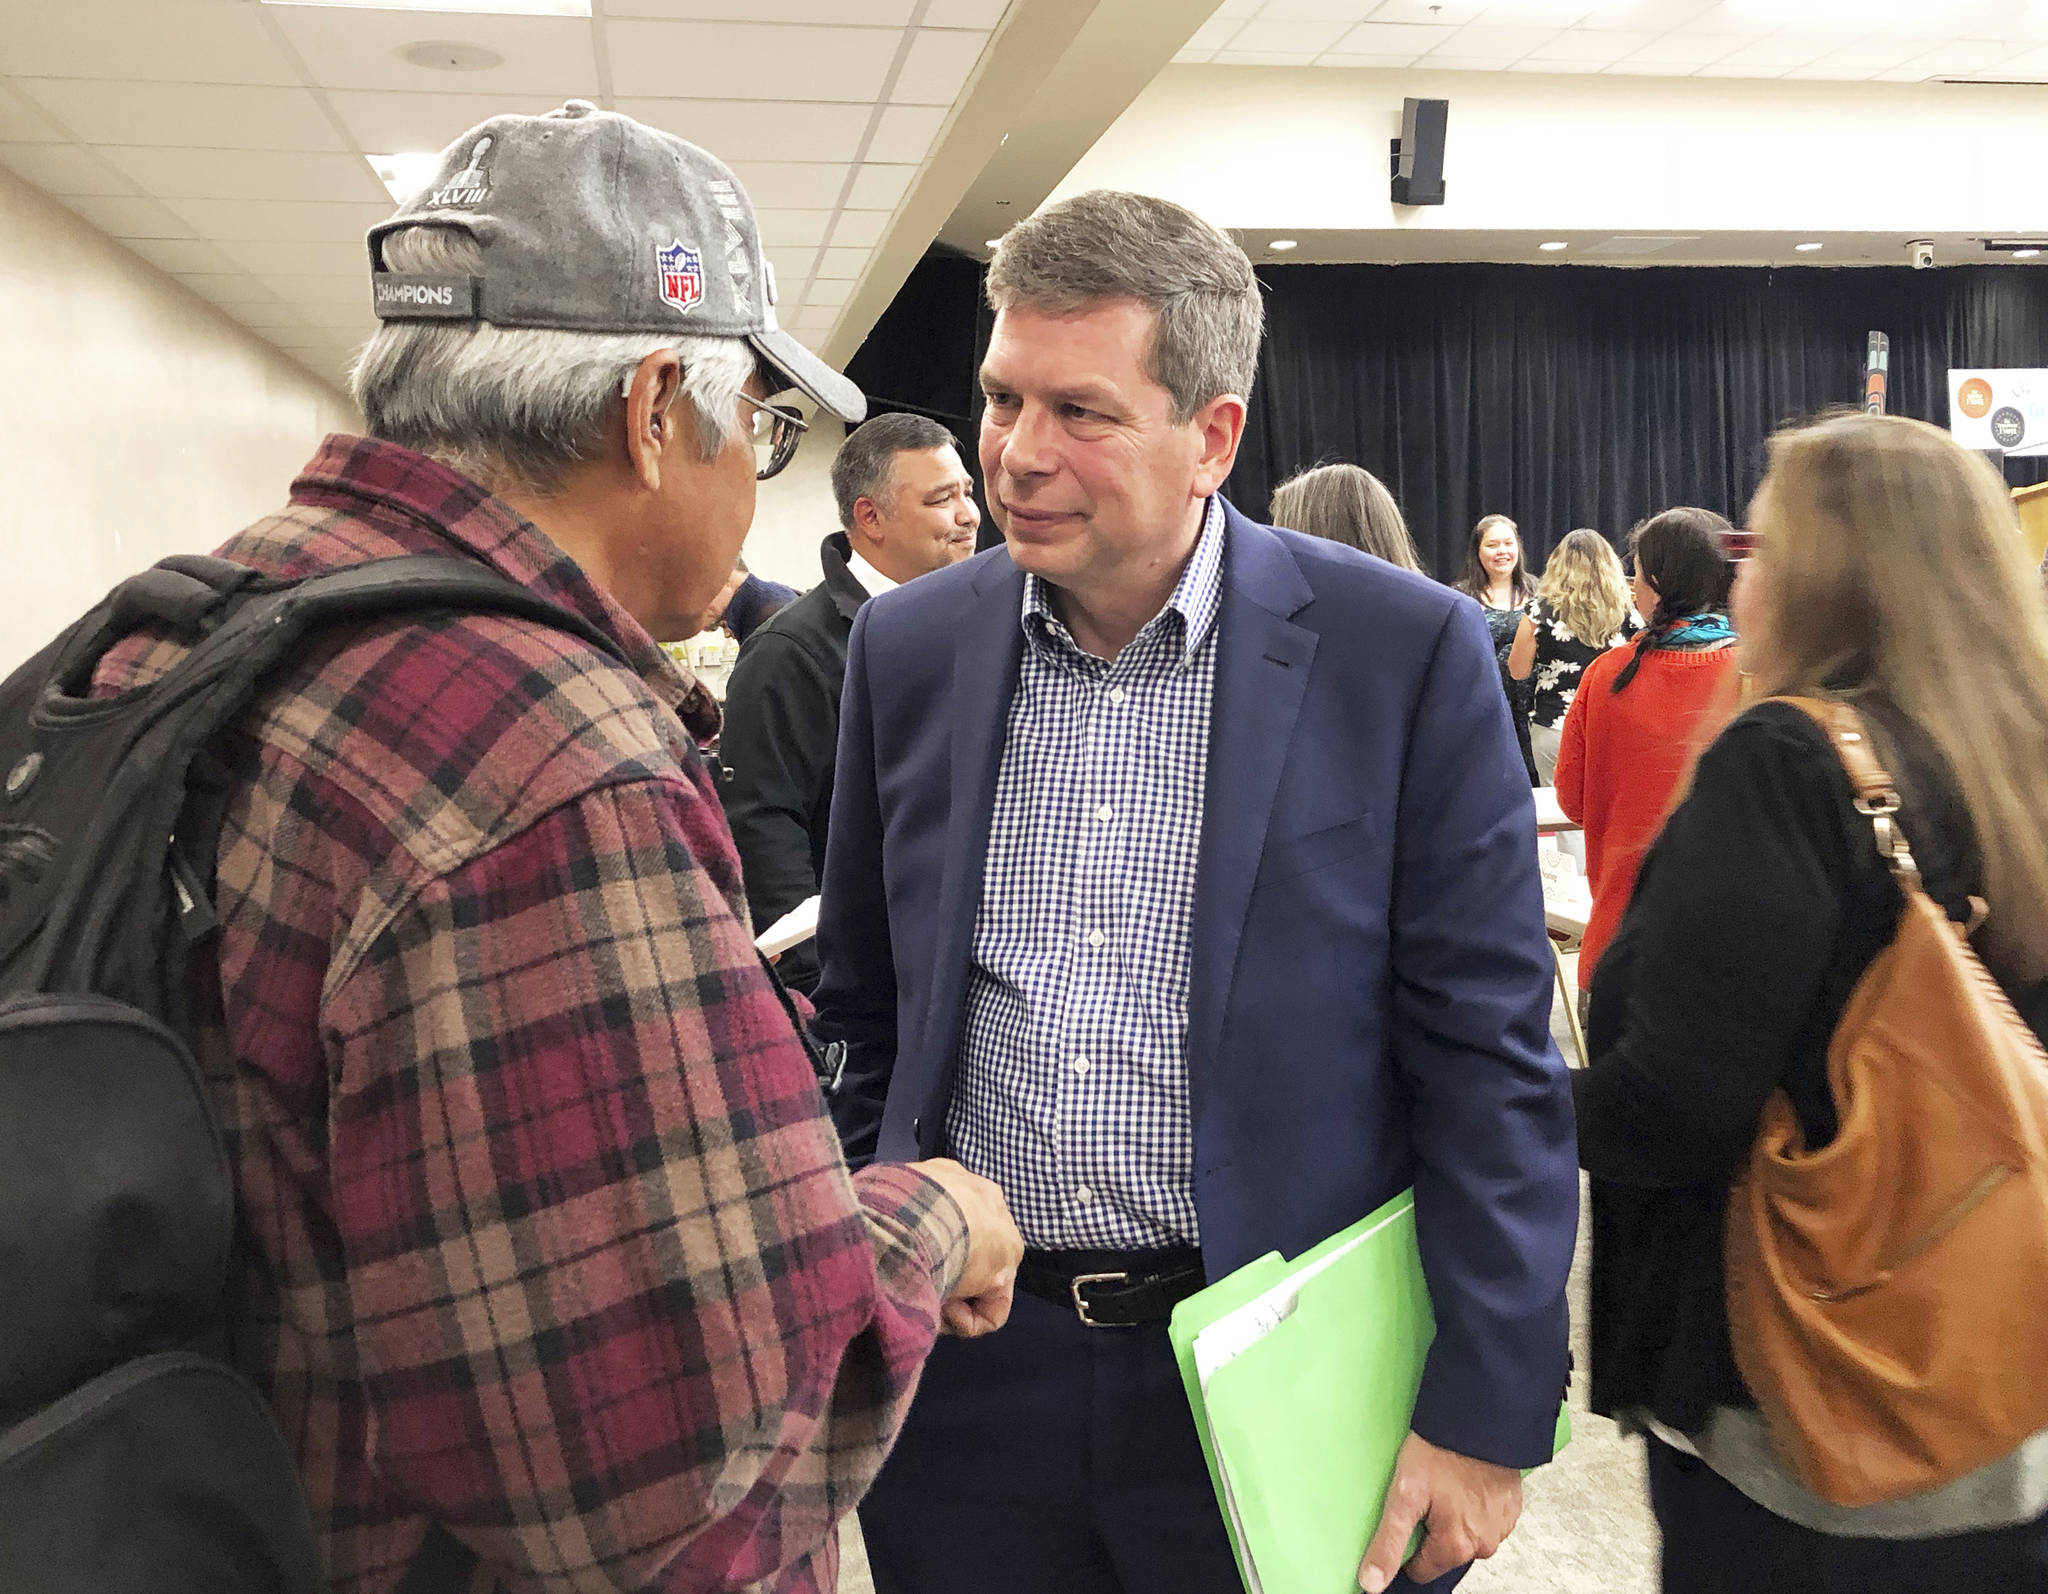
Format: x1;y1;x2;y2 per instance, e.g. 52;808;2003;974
740;391;808;481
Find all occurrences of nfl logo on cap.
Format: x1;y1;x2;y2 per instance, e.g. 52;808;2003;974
658;240;704;314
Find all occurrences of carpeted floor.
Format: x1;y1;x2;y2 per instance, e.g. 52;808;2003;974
837;979;1661;1594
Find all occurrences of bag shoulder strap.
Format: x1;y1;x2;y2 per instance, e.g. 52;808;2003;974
1768;695;1988;933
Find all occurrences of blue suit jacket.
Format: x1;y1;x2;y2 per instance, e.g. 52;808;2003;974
813;499;1577;1467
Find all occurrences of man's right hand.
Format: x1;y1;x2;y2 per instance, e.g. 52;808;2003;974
914;1158;1023;1338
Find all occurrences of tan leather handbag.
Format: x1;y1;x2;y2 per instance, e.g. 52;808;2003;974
1724;696;2048;1508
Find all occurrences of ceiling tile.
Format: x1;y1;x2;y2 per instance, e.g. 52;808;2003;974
1333;21;1457;52
615;98;874;162
792;305;838;331
1365;0;1488;23
271;6;600;97
763;244;817;281
607;21;903;101
0;143;137;197
121;236;242;274
1426;26;1554;58
864;103;946;164
753;207;835;246
0;0;300;85
1712;33;1840;68
1602;58;1689;73
1526;29;1658;61
805;278;852;307
163;197;393;242
1185;17;1245;50
1227;18;1353;51
1173;48;1219;61
1506;57;1608;71
828;208;889;248
845;162;914;208
1992;43;2048;77
326;90;564;155
604;0;913;20
1214;0;1263;17
58;193;194;238
892;28;991;104
1215;50;1321;63
1902;39;2016;76
1257;0;1378;18
1623;32;1740;65
0;83;67;143
727;160;853;208
224;239;364;276
1411;55;1520;68
815;244;869;277
174;273;288;309
253;275;372;311
1693;61;1788;77
1315;51;1424;65
16;80;347;152
98;147;389;204
922;0;1014;23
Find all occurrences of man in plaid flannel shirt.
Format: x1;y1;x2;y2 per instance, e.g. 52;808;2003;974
94;104;1020;1593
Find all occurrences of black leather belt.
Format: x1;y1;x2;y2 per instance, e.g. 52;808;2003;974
1017;1247;1205;1328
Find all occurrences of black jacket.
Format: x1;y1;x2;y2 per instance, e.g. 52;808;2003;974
1574;697;2048;1433
717;533;867;992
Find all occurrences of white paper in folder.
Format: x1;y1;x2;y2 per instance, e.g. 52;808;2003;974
754;896;820;957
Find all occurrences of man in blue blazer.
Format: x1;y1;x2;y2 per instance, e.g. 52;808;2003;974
814;191;1577;1594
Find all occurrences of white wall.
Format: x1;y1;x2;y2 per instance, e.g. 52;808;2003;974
1;167;358;673
1056;66;2048;236
744;421;845;594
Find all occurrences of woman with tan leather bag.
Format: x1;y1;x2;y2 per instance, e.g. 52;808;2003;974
1573;411;2048;1591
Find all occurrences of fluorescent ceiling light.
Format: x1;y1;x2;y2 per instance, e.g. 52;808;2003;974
1796;241;1824;252
2018;249;2043;259
263;0;590;15
1539;241;1568;252
368;152;441;205
984;238;1002;248
1268;239;1298;251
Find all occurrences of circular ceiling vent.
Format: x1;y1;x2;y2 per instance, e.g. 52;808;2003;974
398;40;505;71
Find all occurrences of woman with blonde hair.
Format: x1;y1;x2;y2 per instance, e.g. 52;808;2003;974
1573;413;2048;1590
1268;463;1424;573
1508;528;1637;782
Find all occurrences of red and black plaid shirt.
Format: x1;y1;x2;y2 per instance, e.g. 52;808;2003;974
96;437;965;1594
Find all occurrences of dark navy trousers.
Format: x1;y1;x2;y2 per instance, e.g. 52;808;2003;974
859;1287;1465;1594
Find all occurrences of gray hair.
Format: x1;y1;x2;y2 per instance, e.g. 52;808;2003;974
350;225;755;495
986;190;1263;424
830;411;961;529
1270;463;1424;574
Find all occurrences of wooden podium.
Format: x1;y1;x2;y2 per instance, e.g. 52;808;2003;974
2016;481;2048;567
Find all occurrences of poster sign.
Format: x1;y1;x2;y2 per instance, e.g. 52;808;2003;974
1949;369;2048;457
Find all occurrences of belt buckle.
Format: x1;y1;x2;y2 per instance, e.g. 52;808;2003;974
1070;1270;1135;1329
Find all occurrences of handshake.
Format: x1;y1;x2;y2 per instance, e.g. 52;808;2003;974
913;1159;1026;1338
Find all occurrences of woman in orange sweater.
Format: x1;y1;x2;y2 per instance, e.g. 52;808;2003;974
1556;507;1739;1005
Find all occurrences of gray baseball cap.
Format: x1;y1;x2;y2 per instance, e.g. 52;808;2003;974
366;100;865;424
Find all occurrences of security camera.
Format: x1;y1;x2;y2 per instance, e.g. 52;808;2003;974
1909;241;1935;270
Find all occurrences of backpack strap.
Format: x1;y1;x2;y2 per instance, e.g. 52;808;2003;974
1770;695;1989;933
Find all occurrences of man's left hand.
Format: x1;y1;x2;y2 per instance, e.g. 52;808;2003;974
1358;1431;1522;1592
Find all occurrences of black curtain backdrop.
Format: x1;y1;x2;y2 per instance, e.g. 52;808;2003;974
844;253;2048;578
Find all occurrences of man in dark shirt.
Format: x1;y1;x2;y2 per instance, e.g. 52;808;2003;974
720;412;978;989
699;554;799;643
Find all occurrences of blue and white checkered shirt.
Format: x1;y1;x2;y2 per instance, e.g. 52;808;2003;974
947;498;1226;1250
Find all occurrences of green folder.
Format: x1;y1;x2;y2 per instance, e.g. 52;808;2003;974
1169;1190;1571;1594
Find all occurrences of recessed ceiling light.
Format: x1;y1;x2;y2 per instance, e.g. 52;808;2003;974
1539;241;1569;252
265;0;588;13
1268;239;1298;251
984;238;1002;248
367;152;442;205
2018;249;2043;259
1795;241;1824;252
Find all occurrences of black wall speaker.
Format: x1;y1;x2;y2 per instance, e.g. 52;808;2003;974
1390;98;1448;207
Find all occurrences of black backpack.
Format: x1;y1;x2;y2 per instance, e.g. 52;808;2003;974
0;554;629;1594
